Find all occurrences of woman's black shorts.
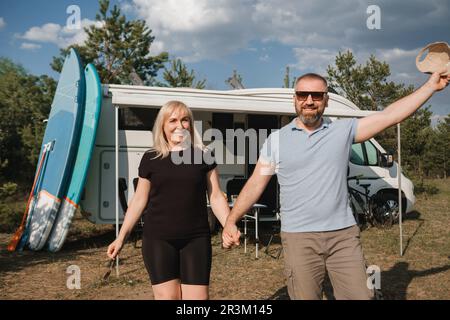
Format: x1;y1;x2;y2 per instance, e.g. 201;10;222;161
142;236;212;285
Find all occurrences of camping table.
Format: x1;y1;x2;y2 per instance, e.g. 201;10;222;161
209;202;267;258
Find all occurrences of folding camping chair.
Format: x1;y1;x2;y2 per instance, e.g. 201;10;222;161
226;178;261;257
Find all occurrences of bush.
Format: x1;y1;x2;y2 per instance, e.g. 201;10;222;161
413;178;440;196
0;202;23;233
0;182;22;232
0;182;18;198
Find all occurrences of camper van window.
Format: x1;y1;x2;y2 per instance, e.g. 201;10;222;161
350;143;365;166
119;107;158;131
212;113;233;140
365;141;378;166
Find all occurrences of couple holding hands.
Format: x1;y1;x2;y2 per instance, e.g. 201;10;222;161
107;67;449;300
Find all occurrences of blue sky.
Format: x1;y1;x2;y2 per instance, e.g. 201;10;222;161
0;0;449;118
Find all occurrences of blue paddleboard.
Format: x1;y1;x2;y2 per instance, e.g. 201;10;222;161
26;48;85;251
47;64;102;252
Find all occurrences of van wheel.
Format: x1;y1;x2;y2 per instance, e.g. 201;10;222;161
371;192;401;227
207;208;218;234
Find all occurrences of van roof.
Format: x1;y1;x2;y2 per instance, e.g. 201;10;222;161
106;85;377;118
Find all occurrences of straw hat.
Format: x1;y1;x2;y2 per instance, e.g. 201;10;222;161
416;42;450;76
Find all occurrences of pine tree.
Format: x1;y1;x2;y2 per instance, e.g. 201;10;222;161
400;108;433;177
51;0;168;85
327;51;421;169
283;66;290;88
159;58;206;89
425;115;450;178
226;70;244;89
327;51;414;111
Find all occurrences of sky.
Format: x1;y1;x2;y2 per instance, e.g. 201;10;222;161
0;0;449;119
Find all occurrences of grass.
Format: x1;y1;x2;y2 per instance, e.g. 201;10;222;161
0;178;448;300
360;178;450;299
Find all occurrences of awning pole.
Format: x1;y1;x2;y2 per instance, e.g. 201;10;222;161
397;123;403;256
115;105;120;275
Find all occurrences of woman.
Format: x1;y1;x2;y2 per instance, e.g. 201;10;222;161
107;100;237;300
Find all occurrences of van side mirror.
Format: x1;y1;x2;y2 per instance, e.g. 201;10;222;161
379;152;394;168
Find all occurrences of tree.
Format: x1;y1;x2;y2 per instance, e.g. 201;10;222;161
425;115;450;178
159;58;206;89
0;58;56;184
282;66;296;88
327;51;414;111
326;50;418;161
51;0;168;85
226;70;244;89
400;108;433;177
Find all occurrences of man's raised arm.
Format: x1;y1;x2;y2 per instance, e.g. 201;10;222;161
355;72;449;143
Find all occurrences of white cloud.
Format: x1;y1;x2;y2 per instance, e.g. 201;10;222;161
119;1;136;14
20;42;42;50
0;17;5;30
134;0;232;32
149;40;165;56
129;0;257;61
292;46;423;86
22;23;61;43
377;48;417;61
122;0;449;112
125;0;449;65
125;0;373;61
292;48;337;75
20;19;103;48
11;0;448;113
375;47;420;85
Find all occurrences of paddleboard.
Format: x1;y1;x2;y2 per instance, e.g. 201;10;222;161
26;48;85;251
47;64;102;252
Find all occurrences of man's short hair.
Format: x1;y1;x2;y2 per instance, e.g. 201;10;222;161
295;73;328;88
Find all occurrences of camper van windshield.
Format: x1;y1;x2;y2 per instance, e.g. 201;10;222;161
350;141;380;167
365;141;378;166
350;143;365;165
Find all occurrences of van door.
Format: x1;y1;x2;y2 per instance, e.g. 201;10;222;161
348;140;388;197
247;114;279;219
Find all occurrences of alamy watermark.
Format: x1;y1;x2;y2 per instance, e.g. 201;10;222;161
366;265;381;290
366;5;381;30
66;265;81;290
66;5;81;30
170;121;278;174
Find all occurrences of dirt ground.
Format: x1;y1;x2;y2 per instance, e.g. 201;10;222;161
1;179;449;300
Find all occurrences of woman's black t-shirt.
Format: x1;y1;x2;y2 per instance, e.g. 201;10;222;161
138;147;217;239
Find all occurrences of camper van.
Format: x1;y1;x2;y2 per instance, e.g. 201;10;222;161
80;85;415;227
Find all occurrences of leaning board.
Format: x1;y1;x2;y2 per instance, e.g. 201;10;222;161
26;48;85;251
47;64;102;252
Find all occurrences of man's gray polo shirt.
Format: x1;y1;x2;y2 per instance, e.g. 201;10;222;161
259;118;358;232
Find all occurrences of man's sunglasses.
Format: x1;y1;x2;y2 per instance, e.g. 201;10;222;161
295;91;328;101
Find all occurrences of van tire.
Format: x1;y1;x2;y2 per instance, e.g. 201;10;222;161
373;191;405;226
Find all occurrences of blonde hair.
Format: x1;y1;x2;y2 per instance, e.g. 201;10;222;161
149;100;204;159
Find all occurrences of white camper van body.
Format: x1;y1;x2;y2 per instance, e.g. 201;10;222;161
80;86;415;224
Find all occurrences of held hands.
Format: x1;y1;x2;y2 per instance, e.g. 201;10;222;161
426;71;450;92
107;238;124;260
222;221;241;249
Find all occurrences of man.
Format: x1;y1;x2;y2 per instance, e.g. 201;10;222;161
222;71;449;300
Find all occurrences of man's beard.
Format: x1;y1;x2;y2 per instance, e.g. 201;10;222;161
298;109;324;126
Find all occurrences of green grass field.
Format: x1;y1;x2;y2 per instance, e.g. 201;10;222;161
360;178;450;299
1;178;448;299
